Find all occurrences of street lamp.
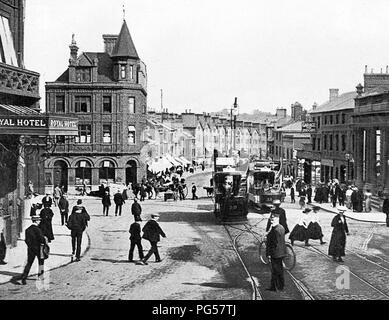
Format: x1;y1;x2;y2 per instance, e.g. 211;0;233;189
230;97;239;154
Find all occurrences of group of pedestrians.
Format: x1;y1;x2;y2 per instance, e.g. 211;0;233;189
11;196;90;285
265;197;351;292
129;213;166;265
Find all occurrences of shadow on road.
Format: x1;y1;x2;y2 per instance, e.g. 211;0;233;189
158;211;215;223
90;258;130;264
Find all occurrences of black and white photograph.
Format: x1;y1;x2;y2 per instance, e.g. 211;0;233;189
1;0;389;307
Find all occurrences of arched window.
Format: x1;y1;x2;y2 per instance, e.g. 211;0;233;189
99;160;115;184
75;160;92;185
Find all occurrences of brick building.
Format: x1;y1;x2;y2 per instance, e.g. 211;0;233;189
45;20;147;193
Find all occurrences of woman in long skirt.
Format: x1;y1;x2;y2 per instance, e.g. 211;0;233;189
307;206;326;245
289;208;311;246
328;206;349;262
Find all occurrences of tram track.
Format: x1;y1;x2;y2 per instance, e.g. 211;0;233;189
224;225;263;300
299;245;389;299
224;219;316;300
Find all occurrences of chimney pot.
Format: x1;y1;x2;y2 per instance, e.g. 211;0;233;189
365;65;368;73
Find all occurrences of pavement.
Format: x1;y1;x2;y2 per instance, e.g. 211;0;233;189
0;199;89;285
308;200;387;224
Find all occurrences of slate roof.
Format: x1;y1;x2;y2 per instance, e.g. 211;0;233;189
309;91;357;114
111;20;139;59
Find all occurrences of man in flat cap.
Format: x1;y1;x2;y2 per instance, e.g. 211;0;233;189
140;214;166;265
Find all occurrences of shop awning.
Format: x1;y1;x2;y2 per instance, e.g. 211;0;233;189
165;154;181;166
179;156;191;165
148;156;173;173
0;106;79;136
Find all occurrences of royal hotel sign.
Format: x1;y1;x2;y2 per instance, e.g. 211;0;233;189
0;115;79;136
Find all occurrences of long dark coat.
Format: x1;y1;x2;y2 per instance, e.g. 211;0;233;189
142;219;166;242
102;194;111;206
25;225;46;256
328;214;349;257
39;208;55;241
266;224;286;259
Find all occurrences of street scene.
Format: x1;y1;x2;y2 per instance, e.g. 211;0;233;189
1;0;389;303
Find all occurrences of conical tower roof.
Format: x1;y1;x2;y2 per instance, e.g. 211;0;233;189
111;20;139;59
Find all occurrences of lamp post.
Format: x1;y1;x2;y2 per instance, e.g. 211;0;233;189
230;98;239;154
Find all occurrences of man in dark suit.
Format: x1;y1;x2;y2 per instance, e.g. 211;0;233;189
266;199;289;235
128;221;144;262
306;185;313;204
131;198;142;222
266;212;286;291
58;194;69;226
140;214;166;265
102;191;111;216
114;190;125;216
67;199;90;262
14;216;46;285
42;193;53;208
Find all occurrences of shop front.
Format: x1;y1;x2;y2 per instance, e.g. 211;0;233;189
0;109;78;245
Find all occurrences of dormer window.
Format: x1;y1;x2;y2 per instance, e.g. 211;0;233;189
121;65;126;79
76;68;91;82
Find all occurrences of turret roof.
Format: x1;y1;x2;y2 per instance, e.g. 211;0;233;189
111;20;139;59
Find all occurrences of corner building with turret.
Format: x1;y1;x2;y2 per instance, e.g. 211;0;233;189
45;20;148;193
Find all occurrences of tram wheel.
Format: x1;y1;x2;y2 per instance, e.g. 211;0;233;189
283;244;296;271
259;241;269;265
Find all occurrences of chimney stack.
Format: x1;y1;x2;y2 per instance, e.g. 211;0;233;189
102;34;119;55
365;65;368;73
329;89;339;102
356;83;364;96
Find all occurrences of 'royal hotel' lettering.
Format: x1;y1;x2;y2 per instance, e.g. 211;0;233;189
0;118;46;127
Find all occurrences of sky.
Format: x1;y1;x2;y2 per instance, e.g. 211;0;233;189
23;0;389;115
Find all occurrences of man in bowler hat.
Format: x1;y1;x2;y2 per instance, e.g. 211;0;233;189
140;214;166;265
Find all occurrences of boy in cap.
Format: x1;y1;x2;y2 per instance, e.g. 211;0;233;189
140;214;166;265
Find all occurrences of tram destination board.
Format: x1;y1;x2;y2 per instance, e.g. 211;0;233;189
302;121;316;133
